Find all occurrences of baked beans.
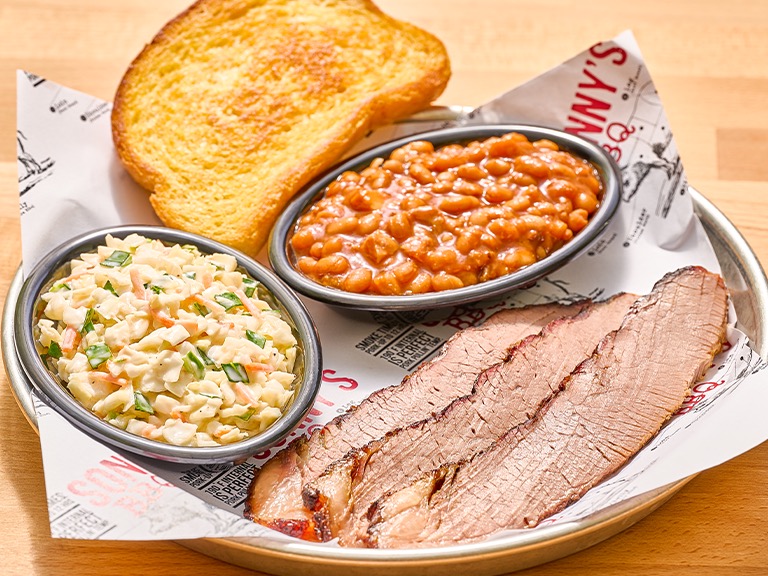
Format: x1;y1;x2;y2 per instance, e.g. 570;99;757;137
289;132;603;296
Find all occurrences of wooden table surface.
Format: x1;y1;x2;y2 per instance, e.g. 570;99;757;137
1;0;766;574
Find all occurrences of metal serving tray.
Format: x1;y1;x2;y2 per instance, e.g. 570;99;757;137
4;186;766;575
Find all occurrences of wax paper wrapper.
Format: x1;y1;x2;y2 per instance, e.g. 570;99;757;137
15;30;768;541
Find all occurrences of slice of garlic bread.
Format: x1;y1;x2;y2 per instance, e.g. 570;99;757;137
112;0;450;256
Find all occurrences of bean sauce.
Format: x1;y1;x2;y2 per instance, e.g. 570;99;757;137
289;132;603;296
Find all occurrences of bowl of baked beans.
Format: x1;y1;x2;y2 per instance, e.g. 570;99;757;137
269;125;621;311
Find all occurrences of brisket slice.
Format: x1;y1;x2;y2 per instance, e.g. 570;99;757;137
303;292;637;545
363;266;728;549
245;301;585;539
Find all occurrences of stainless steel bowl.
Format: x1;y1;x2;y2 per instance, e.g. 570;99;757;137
14;225;322;464
269;124;622;311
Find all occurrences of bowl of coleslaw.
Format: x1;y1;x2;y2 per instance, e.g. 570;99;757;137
14;226;322;464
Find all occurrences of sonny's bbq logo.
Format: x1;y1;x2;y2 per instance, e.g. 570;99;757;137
563;42;629;158
564;42;685;222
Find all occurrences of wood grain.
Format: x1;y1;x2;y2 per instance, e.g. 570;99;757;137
1;1;766;575
718;130;768;181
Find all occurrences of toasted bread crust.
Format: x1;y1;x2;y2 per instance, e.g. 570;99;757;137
112;0;450;256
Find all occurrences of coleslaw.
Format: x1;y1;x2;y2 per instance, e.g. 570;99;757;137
34;233;299;447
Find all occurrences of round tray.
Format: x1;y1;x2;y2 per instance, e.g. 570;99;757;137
4;187;767;575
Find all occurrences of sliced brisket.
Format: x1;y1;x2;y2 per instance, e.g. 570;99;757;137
364;267;728;548
245;301;585;539
304;292;637;545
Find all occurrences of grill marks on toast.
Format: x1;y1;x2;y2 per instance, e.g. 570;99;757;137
302;292;637;545
244;301;585;539
363;267;728;548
